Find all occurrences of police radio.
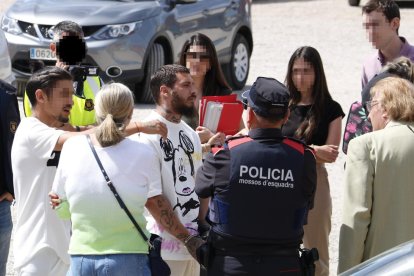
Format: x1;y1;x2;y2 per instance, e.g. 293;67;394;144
56;35;99;98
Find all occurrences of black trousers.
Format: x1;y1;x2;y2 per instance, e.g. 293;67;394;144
207;254;302;276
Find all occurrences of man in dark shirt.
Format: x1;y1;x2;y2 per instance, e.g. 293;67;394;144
195;77;317;276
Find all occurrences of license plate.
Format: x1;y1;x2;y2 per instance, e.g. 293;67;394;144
30;48;56;60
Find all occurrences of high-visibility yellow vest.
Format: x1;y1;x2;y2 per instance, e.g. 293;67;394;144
24;76;102;126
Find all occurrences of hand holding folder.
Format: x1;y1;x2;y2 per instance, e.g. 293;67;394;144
199;95;243;135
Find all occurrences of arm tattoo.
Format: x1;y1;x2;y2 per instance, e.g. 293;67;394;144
156;197;188;242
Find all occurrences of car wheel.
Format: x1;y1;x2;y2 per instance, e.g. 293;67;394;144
140;43;165;103
226;34;250;90
348;0;360;6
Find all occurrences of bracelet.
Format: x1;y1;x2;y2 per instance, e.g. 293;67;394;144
134;122;140;133
75;126;81;132
184;234;197;245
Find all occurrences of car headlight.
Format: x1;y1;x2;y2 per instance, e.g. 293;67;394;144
93;21;142;40
1;15;22;35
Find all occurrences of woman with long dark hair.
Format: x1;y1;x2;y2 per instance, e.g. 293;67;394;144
282;46;344;276
179;33;229;151
179;33;231;100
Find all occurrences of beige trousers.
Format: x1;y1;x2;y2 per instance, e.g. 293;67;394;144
303;164;332;276
166;259;200;276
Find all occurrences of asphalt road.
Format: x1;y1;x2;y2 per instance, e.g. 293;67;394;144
2;0;414;275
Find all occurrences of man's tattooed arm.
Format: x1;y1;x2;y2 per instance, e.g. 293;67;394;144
145;194;190;243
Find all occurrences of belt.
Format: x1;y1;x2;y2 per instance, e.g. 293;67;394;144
214;248;299;257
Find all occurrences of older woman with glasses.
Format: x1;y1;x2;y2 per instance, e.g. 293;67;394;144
338;77;414;272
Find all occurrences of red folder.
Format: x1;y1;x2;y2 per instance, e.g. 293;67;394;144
199;95;243;135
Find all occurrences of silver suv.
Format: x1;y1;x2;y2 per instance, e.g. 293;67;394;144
1;0;253;102
0;27;14;85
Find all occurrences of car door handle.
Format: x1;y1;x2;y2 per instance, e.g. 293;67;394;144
202;9;211;16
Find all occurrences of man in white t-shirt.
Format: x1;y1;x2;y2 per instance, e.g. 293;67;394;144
12;66;167;276
140;64;205;276
11;67;85;275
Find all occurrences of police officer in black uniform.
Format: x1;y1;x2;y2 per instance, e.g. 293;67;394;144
0;79;20;275
195;77;317;276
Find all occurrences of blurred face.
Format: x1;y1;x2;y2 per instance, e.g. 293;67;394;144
42;79;74;123
170;72;197;116
367;95;388;131
292;58;315;95
185;45;211;77
363;11;399;51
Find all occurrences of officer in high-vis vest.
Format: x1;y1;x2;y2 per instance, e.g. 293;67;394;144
195;77;317;276
23;21;102;127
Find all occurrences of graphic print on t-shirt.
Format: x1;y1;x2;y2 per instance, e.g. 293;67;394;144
160;130;200;221
46;151;61;167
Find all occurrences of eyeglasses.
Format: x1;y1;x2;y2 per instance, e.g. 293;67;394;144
185;52;210;61
365;100;379;113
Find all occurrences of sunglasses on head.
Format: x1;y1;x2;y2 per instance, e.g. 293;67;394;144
185;51;210;60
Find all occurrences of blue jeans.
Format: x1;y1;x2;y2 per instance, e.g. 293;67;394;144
0;200;12;276
68;254;150;276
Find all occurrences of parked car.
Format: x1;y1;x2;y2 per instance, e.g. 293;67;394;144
349;0;413;7
0;26;14;85
340;240;414;275
1;0;253;102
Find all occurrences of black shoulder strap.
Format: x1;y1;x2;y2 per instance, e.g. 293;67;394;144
86;134;151;246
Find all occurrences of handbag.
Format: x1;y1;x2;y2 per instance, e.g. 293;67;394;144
86;135;171;276
342;101;372;154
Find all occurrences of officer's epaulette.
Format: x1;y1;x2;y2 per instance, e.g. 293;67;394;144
0;80;17;94
227;135;253;150
282;136;315;156
211;135;253;155
211;145;224;155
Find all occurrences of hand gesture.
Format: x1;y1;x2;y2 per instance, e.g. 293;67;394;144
184;235;206;262
207;132;225;147
0;192;13;202
313;145;339;163
196;126;214;143
138;120;168;140
48;192;61;209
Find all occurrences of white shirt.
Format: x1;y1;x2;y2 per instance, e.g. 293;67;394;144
139;111;203;260
52;135;160;254
11;117;71;269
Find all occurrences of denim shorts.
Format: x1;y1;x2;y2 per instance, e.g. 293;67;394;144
68;253;150;276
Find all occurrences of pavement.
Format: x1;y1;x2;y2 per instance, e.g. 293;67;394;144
2;0;414;275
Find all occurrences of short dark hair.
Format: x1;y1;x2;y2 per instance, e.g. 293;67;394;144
26;66;73;107
362;0;400;22
52;20;84;41
150;64;190;104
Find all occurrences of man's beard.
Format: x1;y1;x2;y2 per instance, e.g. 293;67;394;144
171;91;196;117
57;115;70;124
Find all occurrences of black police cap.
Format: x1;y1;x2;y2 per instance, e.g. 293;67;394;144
242;77;290;118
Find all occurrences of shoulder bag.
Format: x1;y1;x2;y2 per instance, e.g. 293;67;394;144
86;134;171;276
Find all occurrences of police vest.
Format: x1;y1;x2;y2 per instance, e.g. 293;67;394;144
0;80;20;196
209;136;311;245
23;76;101;126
